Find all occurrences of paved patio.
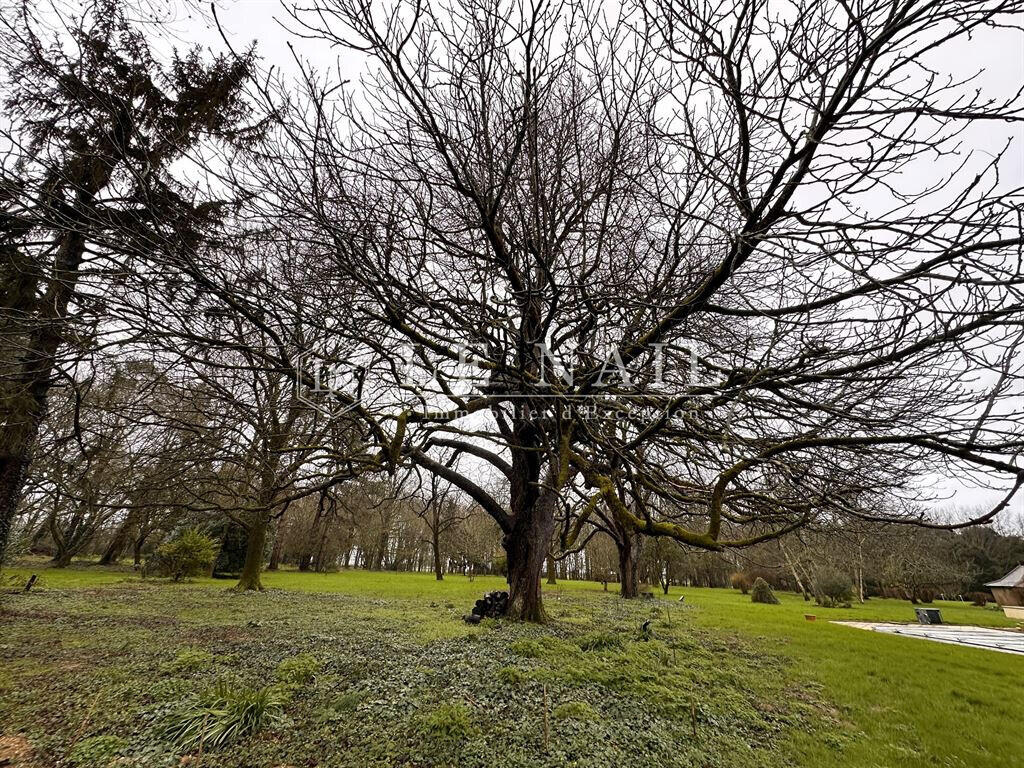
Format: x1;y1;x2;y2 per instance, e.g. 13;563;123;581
833;621;1024;655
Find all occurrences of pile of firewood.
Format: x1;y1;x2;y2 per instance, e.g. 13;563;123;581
463;590;509;623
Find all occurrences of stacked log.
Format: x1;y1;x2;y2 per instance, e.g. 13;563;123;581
463;590;509;623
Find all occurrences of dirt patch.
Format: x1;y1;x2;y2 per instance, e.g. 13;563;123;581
0;734;40;768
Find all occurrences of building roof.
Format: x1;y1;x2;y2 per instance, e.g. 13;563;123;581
985;564;1024;589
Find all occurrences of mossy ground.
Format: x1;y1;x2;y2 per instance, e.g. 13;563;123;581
1;563;1021;767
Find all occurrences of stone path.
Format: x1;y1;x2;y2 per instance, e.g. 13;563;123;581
834;621;1024;655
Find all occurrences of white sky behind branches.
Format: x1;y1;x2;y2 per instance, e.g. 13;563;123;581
143;0;1024;523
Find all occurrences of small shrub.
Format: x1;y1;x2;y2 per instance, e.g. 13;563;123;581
816;596;852;608
553;701;598;721
163;648;214;674
576;631;624;653
68;735;126;767
916;587;936;604
509;639;544;658
751;577;780;605
969;591;990;606
275;653;320;686
730;572;753;595
160;681;286;750
147;529;217;582
815;571;854;607
412;703;477;748
497;666;527;685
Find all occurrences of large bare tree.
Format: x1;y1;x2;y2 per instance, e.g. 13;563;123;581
242;0;1024;620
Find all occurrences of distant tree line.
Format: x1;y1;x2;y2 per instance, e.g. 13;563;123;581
13;399;1023;607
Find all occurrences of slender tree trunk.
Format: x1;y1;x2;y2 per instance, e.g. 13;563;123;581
235;517;268;591
780;541;810;600
432;527;443;580
297;509;320;571
618;536;639;599
133;537;145;566
546;554;557;585
134;528;161;567
267;517;285;571
313;521;332;571
857;541;865;603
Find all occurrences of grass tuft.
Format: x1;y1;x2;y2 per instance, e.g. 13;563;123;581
576;631;625;652
412;702;478;748
162;648;214;674
497;666;528;685
509;639;544;658
275;653;320;686
160;681;287;751
553;701;598;721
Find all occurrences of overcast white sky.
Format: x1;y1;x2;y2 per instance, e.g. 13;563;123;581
162;0;1024;522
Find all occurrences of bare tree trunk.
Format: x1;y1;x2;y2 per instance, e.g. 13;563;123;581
780;541;810;600
432;524;443;580
133;536;146;566
618;536;639;599
546;554;557;585
504;493;557;622
856;540;865;603
49;510;72;568
506;540;546;622
99;513;135;566
0;162;108;564
235;517;268;591
313;518;333;571
369;529;388;570
52;546;73;568
297;510;320;571
0;458;32;564
267;515;285;571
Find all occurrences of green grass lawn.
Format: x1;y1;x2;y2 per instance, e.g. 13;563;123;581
1;561;1021;768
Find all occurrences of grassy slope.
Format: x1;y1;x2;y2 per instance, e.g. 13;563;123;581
2;562;1022;768
673;587;1021;768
